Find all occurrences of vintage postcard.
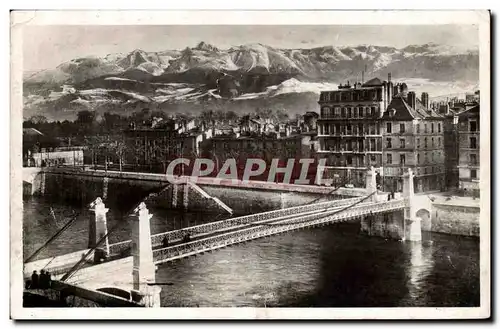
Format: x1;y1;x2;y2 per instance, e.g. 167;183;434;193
10;10;490;320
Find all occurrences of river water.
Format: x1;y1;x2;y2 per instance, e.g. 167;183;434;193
23;196;480;308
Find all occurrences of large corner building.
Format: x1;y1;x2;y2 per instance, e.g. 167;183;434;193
317;74;446;192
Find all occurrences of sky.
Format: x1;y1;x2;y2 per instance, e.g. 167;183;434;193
23;25;479;72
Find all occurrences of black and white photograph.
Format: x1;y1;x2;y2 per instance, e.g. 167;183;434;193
10;10;491;319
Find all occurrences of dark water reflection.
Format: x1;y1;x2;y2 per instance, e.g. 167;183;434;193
23;197;479;307
156;225;479;308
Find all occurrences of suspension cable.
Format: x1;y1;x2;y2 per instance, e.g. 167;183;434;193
301;173;358;206
24;213;80;264
60;219;126;282
60;185;168;282
260;190;378;227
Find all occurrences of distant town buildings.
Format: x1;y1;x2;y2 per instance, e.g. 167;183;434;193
23;75;481;196
123;118;212;172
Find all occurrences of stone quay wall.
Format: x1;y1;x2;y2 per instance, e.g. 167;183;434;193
431;203;480;237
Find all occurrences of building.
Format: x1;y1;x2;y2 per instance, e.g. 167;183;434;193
457;104;480;196
23;128;61;167
32;147;85;167
381;91;445;193
122;119;212;173
316;76;395;187
433;92;480;191
443;111;460;190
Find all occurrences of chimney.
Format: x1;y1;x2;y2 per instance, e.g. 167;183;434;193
362;70;365;84
421;92;429;109
387;73;393;104
407;91;416;109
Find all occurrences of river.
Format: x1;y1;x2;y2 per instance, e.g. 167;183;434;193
23;196;480;307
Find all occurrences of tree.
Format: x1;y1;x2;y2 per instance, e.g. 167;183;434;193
109;138;127;172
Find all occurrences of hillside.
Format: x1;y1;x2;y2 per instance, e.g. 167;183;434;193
23;42;479;120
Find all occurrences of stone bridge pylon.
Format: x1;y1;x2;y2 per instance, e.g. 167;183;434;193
361;167;421;242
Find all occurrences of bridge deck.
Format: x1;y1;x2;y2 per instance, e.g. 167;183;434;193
57;198;405;292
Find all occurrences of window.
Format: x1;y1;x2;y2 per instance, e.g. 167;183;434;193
417;138;420;148
366;107;371;116
431;138;434;148
417;124;420;133
417;153;421;164
371;107;377;116
470;121;477;132
400;154;406;165
431;123;434;133
347;155;352;166
424;137;428;148
470;137;477;149
438;137;441;147
353;108;358;118
424;124;428;133
438;123;441;133
358;123;364;135
400;123;405;133
424;152;428;163
386;138;392;149
346;124;352;135
387;122;392;133
470;154;477;165
471;169;477;179
400;138;405;149
347;108;352;118
359;108;364;118
370;154;376;162
341;108;346;117
387;154;392;164
335;124;340;135
370;139;376;151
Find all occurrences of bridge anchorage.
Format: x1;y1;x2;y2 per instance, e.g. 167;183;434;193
24;167;422;307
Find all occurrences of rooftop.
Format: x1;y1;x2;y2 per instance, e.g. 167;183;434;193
382;95;443;121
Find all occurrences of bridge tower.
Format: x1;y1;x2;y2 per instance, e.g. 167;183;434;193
130;202;161;307
403;168;422;242
365;166;377;201
89;197;110;260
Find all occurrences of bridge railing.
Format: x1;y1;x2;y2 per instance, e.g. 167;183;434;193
61;199;406;285
108;195;366;256
152;199;406;263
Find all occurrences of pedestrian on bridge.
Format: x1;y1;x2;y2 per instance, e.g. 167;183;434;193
30;270;39;289
182;234;191;243
39;270;47;289
46;271;52;288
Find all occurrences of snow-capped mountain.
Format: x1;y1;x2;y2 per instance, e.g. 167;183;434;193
23;42;479;120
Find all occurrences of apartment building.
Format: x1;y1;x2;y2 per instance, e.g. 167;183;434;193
381;91;445;193
457;104;480;196
316;75;396;187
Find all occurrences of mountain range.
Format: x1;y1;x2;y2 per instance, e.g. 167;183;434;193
23;42;479;121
